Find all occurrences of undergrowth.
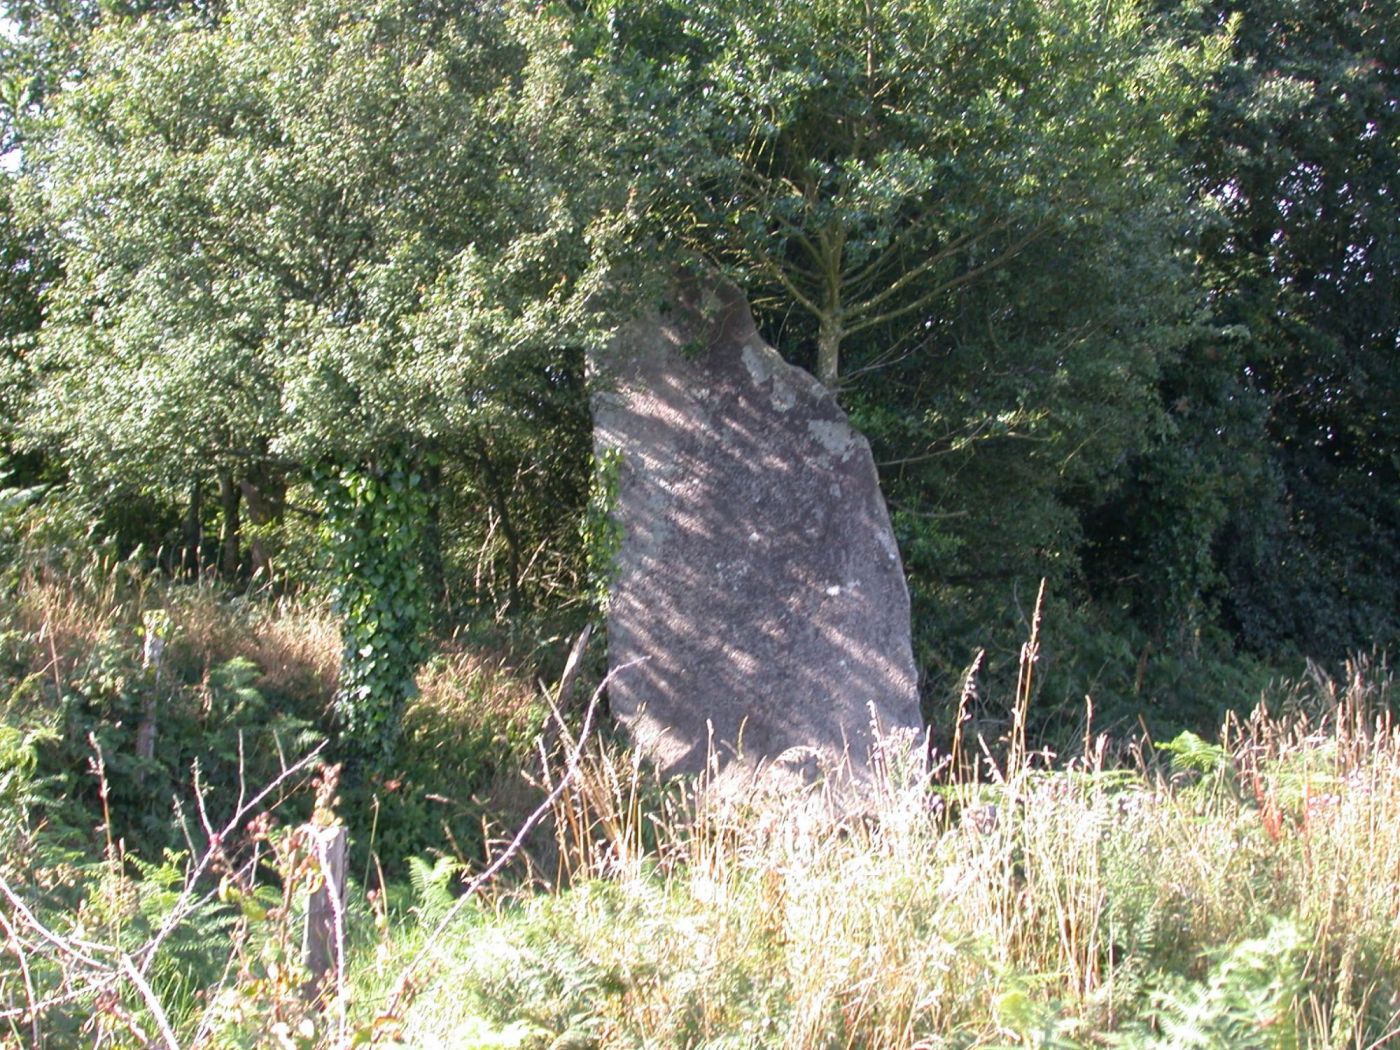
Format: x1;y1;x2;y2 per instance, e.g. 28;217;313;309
0;546;1397;1047
374;655;1400;1050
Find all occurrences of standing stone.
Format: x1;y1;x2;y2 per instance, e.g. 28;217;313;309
592;277;924;792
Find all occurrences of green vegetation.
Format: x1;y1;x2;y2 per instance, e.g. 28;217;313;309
3;0;1396;736
0;0;1396;1043
381;673;1400;1050
319;455;432;774
2;553;1398;1045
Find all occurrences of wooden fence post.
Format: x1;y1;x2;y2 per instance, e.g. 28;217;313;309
301;824;347;1002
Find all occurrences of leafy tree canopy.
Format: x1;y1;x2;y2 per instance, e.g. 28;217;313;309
26;0;626;490
1137;0;1400;659
21;0;635;767
603;0;1233;387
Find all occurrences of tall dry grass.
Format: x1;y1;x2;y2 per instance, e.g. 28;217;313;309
5;547;1397;1047
388;654;1400;1049
7;549;342;724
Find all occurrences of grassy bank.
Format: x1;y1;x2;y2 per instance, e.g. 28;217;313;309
0;558;1397;1047
368;658;1399;1049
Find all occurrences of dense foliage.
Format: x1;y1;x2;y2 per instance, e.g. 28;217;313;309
1;0;1396;752
0;0;1396;1042
320;455;432;770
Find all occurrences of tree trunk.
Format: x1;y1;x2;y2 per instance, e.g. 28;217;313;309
181;476;203;577
817;315;842;389
239;465;286;586
219;472;242;580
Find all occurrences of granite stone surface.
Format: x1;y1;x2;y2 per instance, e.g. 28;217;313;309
592;278;924;790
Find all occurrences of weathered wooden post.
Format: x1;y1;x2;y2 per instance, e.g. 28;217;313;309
134;609;171;785
301;823;348;1002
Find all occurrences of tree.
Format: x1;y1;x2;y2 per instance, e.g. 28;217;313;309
1162;0;1399;658
593;0;1237;712
0;176;55;478
606;0;1230;388
27;0;626;767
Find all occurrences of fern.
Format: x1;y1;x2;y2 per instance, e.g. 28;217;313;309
0;707;64;876
0;711;58;814
1126;919;1305;1050
205;657;265;720
408;854;463;928
121;849;236;1024
1156;730;1237;809
1157;731;1230;778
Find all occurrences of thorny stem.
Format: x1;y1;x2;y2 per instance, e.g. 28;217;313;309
137;744;326;977
118;953;180;1050
0;744;323;1048
0;901;41;1046
384;658;647;1019
0;874;179;1049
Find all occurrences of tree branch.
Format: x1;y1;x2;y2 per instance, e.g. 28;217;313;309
845;221;1001;319
846;221;1050;336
